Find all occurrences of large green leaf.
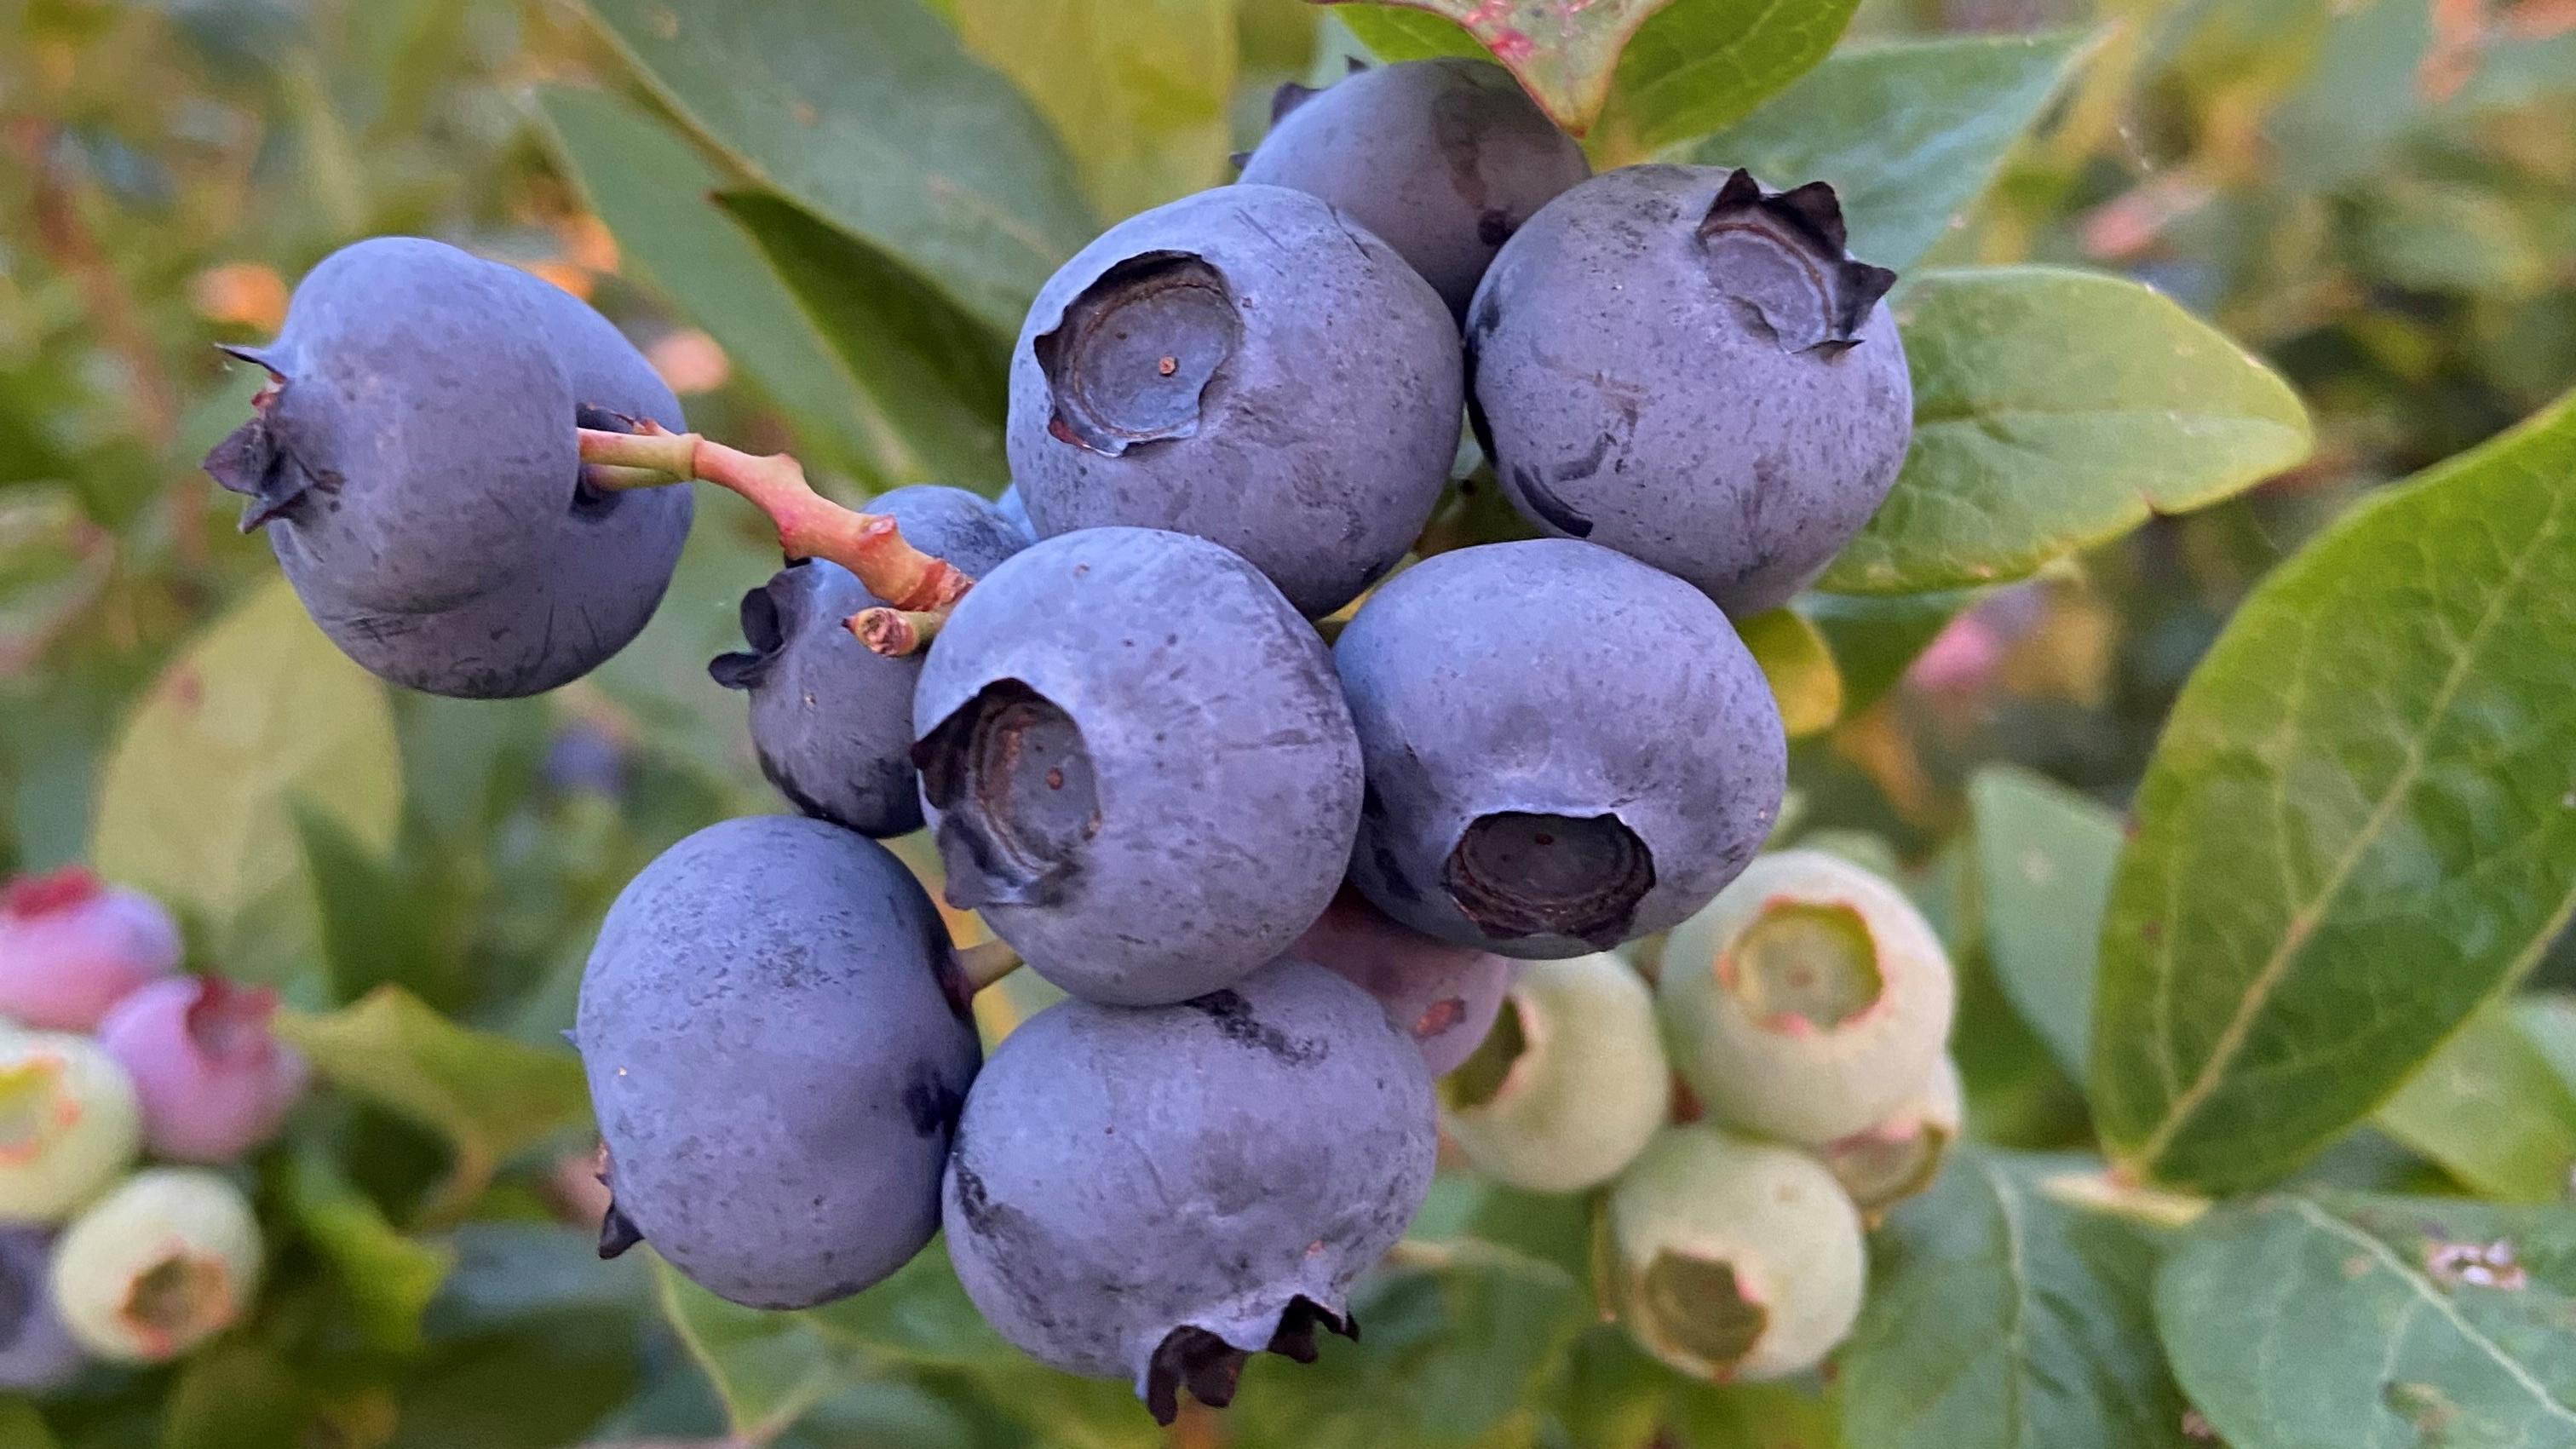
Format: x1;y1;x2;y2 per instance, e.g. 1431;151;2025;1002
1601;0;1860;152
578;0;1095;335
714;192;1009;492
532;86;907;484
655;1259;853;1440
1836;1149;2193;1449
1683;31;2099;271
1331;4;1486;62
2378;1003;2576;1204
92;577;401;992
1821;267;2314;596
276;986;590;1218
1316;0;1677;133
2091;392;2576;1192
1969;766;2122;1083
947;0;1237;221
281;1148;457;1352
2159;1194;2576;1449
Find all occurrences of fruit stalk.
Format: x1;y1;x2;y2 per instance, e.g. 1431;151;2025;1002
576;423;973;647
848;607;947;656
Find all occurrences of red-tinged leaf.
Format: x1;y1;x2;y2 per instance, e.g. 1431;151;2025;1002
1315;0;1680;132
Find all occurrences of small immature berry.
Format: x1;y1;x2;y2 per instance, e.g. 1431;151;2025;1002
97;977;309;1164
0;868;182;1032
48;1168;262;1364
1290;887;1515;1077
1818;1055;1963;1220
1597;1126;1866;1382
1;1226;87;1391
1439;952;1668;1193
0;1033;141;1225
1658;850;1955;1147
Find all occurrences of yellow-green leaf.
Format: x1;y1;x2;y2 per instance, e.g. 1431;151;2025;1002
1738;607;1843;739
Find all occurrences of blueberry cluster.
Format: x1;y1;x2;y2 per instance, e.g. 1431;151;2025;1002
1;868;299;1389
197;57;1936;1422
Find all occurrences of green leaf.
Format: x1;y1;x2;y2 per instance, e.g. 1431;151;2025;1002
280;1148;457;1352
947;0;1238;221
2091;392;2576;1193
275;986;590;1217
2356;181;2550;299
163;1341;322;1449
532;86;910;485
1332;5;1486;61
654;1257;854;1440
714;191;1009;490
2159;1193;2576;1449
296;806;466;1009
1820;267;2314;596
1682;30;2099;271
0;1403;55;1449
1797;589;1974;714
1317;0;1679;133
1739;607;1843;739
92;577;401;993
1969;766;2122;1082
1836;1149;2194;1449
578;0;1095;335
1671;1380;1837;1449
2378;1003;2576;1203
1601;0;1860;152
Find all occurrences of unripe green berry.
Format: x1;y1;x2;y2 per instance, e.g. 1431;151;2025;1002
0;1033;141;1224
1817;1055;1962;1221
1596;1126;1866;1382
1657;850;1954;1147
49;1168;262;1363
1439;952;1668;1193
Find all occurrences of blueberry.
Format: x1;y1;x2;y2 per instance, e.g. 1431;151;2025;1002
1241;59;1590;318
1334;538;1785;957
1467;166;1912;617
1817;1055;1962;1222
0;868;181;1032
1658;850;1957;1146
0;1032;140;1225
1291;886;1514;1077
204;237;693;698
992;483;1036;544
1;1227;85;1391
711;486;1029;837
1596;1127;1867;1383
96;977;308;1164
1439;952;1668;1191
1007;186;1463;617
47;1168;262;1365
574;815;979;1310
943;958;1435;1423
912;528;1363;1006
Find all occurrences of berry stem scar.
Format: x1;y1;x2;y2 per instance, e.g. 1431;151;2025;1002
578;421;973;654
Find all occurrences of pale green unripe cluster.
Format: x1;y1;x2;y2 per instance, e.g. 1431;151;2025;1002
49;1168;263;1363
0;1032;141;1224
1658;849;1956;1147
1596;1127;1868;1382
1438;952;1667;1193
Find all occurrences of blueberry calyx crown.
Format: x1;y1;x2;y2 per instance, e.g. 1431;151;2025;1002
203;345;325;532
1142;1297;1358;1426
1696;169;1898;354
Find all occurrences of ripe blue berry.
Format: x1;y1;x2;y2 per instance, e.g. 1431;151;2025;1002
1468;167;1912;617
1335;538;1785;957
48;1168;262;1364
711;486;1028;836
204;236;693;698
913;528;1363;1006
1241;58;1590;317
96;977;308;1164
0;868;181;1032
1008;186;1462;617
575;815;980;1309
1;1226;85;1391
944;959;1435;1424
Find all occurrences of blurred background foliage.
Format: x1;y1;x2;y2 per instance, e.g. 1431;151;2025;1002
2;0;2573;1445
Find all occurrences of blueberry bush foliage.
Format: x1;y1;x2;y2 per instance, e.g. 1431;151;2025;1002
5;0;2576;1446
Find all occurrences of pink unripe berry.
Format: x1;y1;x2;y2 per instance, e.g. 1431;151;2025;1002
97;978;308;1164
0;869;182;1032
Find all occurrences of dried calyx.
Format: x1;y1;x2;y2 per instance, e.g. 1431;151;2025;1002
1142;1297;1358;1426
1443;810;1654;947
1035;251;1240;457
915;680;1101;909
1696;170;1897;354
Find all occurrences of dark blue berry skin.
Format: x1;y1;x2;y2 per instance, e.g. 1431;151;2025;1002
1007;186;1462;618
1240;59;1590;318
711;486;1028;837
943;958;1435;1423
574;815;980;1310
0;1227;84;1391
204;237;692;698
912;528;1362;1006
1467;167;1912;618
992;484;1035;544
1335;538;1786;958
